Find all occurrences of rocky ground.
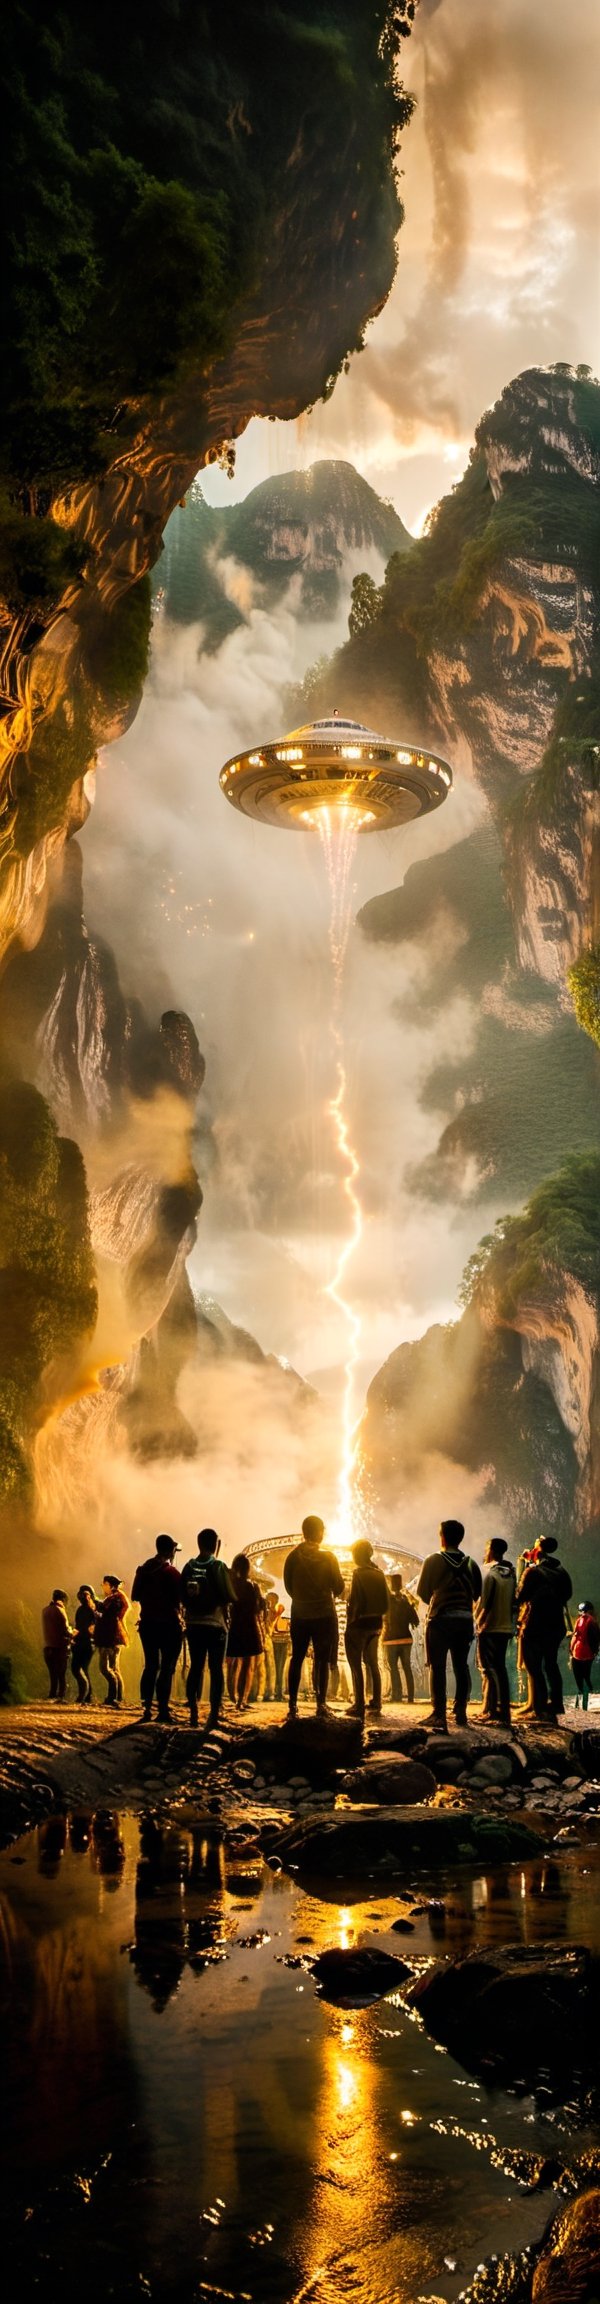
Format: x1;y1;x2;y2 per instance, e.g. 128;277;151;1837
3;1696;600;2302
1;1696;599;1850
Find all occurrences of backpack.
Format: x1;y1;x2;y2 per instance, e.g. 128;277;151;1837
182;1558;221;1623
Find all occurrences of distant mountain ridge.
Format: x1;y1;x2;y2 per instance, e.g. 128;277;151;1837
156;460;410;644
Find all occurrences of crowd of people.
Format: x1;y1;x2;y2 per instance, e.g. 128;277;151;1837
41;1516;599;1733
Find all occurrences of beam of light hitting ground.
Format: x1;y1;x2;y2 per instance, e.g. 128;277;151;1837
317;803;366;1555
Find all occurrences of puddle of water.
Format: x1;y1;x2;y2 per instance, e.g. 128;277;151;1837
1;1811;599;2302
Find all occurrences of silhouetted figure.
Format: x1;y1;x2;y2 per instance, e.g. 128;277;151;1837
180;1529;235;1728
90;1808;125;1887
70;1585;99;1704
516;1534;573;1721
270;1600;291;1701
345;1539;389;1720
94;1575;129;1706
132;1534;183;1723
283;1515;344;1718
476;1537;516;1726
417;1520;482;1731
570;1600;600;1710
131;1815;187;2007
226;1554;265;1711
383;1573;419;1702
41;1589;73;1699
38;1814;68;1874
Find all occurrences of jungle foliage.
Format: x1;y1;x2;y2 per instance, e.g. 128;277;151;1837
0;3;412;513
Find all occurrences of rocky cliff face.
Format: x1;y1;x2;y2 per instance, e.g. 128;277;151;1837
310;366;600;986
362;1155;600;1561
158;461;409;642
0;2;416;964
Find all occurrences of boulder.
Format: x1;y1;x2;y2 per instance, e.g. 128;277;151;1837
269;1804;540;1889
310;1944;411;2005
532;2189;600;2302
577;1731;600;1780
472;1753;514;1785
342;1753;436;1805
409;1944;600;2099
239;1713;363;1786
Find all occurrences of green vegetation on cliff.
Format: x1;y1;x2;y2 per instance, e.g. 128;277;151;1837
460;1152;600;1318
0;1082;97;1501
1;3;414;610
292;366;600;742
157;462;408;644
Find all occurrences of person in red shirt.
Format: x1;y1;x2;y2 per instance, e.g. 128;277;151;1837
570;1601;600;1710
94;1575;129;1707
132;1534;183;1723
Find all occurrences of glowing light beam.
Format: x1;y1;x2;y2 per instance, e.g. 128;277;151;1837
317;805;366;1554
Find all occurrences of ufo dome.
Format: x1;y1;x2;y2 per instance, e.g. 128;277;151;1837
219;714;452;831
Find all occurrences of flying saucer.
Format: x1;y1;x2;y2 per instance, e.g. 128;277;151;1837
219;713;452;831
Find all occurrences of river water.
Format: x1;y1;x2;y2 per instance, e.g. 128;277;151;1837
1;1811;599;2302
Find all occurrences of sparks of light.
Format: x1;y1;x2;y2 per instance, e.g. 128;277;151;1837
315;804;367;1554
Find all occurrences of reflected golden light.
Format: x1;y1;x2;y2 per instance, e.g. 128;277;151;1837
340;2021;355;2046
336;2056;358;2111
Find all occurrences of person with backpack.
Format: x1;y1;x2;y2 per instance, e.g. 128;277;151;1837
132;1534;183;1724
476;1536;517;1727
569;1600;599;1710
180;1529;235;1729
383;1573;419;1703
345;1539;390;1721
417;1520;482;1732
516;1533;573;1721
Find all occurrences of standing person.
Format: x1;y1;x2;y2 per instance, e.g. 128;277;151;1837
570;1601;600;1710
42;1589;74;1700
516;1534;573;1722
254;1594;277;1702
476;1538;516;1727
180;1529;235;1729
270;1600;291;1702
94;1575;129;1707
383;1574;419;1703
226;1555;265;1711
283;1515;344;1720
70;1585;99;1705
417;1520;482;1732
131;1534;183;1724
345;1539;390;1721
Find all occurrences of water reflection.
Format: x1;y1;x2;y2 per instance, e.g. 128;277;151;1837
0;1816;599;2302
131;1815;230;2009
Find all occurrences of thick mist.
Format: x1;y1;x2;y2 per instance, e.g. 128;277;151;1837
74;551;491;1565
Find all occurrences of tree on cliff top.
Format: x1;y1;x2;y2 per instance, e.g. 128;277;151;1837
459;1152;600;1320
0;4;414;563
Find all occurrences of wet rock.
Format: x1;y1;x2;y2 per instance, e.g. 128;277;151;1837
576;1732;600;1778
270;1804;540;1887
409;1944;600;2100
532;2188;600;2301
239;1713;363;1785
472;1754;514;1785
310;1944;411;2005
342;1752;436;1805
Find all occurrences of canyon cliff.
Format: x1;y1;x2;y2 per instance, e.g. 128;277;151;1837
157;461;409;644
0;1;416;961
